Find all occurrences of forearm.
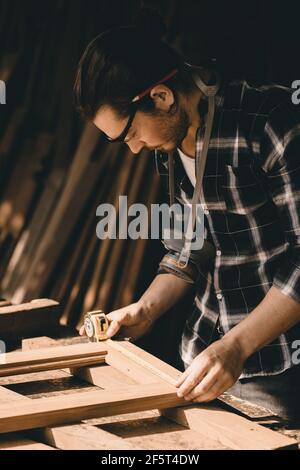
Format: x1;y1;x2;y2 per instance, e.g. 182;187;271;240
224;285;300;360
138;273;193;322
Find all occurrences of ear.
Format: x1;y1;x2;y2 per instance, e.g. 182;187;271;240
149;84;175;112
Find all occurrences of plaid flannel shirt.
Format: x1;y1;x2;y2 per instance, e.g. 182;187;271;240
155;78;300;378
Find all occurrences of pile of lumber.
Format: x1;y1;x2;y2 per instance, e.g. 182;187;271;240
0;1;165;330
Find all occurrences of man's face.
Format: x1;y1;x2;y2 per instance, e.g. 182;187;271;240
93;90;190;154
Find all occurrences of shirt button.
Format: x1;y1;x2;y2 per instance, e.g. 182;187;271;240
216;250;222;256
217;293;223;300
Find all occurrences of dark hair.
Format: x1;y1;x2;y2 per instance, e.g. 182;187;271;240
73;8;196;120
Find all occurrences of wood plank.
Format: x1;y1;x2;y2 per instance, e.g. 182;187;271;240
0;383;137;450
0;384;56;449
0;383;187;433
114;166;161;309
82;147;136;315
74;363;138;388
9;124;102;304
94;149;147;313
0;434;55;450
0;299;59;315
0;299;61;345
97;411;230;450
0;343;107;377
105;339;181;386
32;424;140;451
22;336;85;350
77;347;164;386
161;406;298;450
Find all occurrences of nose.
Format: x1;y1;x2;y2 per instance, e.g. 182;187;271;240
126;141;145;154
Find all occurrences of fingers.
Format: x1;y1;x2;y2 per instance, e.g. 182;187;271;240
176;364;208;398
175;356;231;402
106;318;122;338
184;368;220;401
178;368;233;403
80;304;139;340
105;308;130;338
175;367;190;388
191;377;230;403
79;325;86;336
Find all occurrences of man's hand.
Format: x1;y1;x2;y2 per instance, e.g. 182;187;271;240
175;337;245;402
79;301;154;340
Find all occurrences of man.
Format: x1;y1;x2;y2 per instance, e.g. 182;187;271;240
75;24;300;422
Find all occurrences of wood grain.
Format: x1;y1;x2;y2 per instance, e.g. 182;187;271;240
0;343;107;377
161;406;298;450
0;383;187;433
0;299;61;345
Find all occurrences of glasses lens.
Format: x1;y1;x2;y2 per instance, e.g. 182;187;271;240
105;104;138;143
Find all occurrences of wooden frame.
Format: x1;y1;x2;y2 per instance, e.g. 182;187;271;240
0;337;297;450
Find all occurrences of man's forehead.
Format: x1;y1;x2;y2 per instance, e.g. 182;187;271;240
93;105;128;138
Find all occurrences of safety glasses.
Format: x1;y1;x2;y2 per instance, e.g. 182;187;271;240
104;68;178;143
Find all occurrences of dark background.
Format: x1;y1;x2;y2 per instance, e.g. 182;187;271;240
0;0;299;365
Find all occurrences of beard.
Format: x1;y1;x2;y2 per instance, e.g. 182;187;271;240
154;105;190;152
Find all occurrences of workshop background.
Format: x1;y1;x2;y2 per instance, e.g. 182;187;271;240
0;0;299;364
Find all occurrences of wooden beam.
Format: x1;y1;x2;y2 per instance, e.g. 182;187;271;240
0;299;61;345
76;346;165;386
0;434;56;450
0;382;56;449
0;383;187;433
0;383;138;450
0;343;107;377
32;424;140;451
161;406;298;451
105;339;181;386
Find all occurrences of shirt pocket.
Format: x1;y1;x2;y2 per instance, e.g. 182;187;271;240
221;163;269;215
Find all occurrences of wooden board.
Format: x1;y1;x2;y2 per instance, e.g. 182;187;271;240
162;406;296;451
0;434;55;450
0;299;61;346
0;383;187;433
0;343;107;376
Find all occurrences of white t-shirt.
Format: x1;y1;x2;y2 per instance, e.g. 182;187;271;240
177;147;208;239
177;147;196;187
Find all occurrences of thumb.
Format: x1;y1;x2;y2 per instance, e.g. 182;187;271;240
79;324;86;336
106;311;124;338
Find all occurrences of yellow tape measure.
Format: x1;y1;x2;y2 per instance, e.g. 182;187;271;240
84;310;109;342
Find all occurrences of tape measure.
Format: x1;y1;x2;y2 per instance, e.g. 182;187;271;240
83;310;109;342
